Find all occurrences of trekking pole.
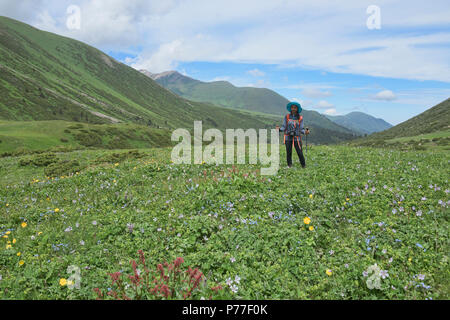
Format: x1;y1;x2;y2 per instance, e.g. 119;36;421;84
305;127;309;158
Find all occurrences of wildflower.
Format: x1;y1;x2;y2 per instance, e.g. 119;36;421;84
329;250;334;255
5;244;12;249
19;260;24;266
64;226;72;232
326;269;332;276
92;221;97;226
126;223;134;233
17;252;21;256
380;270;389;279
80;240;85;246
5;231;10;235
309;194;313;199
235;275;241;284
60;278;67;286
230;257;236;263
303;217;311;225
114;163;119;167
226;277;233;286
344;263;349;268
362;270;368;277
230;284;238;293
309;226;314;231
54;208;60;213
21;222;27;228
418;274;426;281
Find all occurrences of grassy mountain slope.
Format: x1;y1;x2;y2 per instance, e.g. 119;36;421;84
326;112;392;134
0;16;278;131
351;98;450;150
143;70;289;115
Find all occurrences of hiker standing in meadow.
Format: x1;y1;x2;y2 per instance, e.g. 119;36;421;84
276;102;310;168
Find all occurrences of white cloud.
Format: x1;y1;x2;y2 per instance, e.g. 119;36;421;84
247;68;265;77
371;90;397;101
2;0;450;82
314;100;334;109
323;108;339;115
301;88;333;99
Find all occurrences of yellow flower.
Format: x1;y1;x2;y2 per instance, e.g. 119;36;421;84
2;235;7;239
346;198;350;201
309;226;314;231
54;208;60;213
6;203;9;207
113;180;116;183
12;238;16;244
5;231;11;235
309;194;313;199
67;280;74;286
326;269;332;276
408;257;412;262
303;217;311;225
114;163;119;167
38;232;42;236
17;252;21;256
59;278;67;286
21;222;27;228
18;260;24;266
5;244;12;249
46;197;50;201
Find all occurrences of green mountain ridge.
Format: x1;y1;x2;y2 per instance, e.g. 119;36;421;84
141;69;361;136
325;111;393;135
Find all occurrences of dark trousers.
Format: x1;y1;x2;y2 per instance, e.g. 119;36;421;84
285;136;306;167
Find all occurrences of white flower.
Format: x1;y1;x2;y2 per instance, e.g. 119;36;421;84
64;226;72;232
80;240;85;246
230;257;236;263
230;284;238;293
234;275;241;284
92;221;97;226
380;270;389;279
157;228;162;232
226;277;233;286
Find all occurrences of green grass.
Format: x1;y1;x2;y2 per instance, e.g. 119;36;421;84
0;145;448;299
0;120;173;154
386;130;450;143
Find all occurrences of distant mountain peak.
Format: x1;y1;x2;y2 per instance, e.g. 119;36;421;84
140;70;184;80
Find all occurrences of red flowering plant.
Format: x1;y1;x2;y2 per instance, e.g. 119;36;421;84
94;250;224;300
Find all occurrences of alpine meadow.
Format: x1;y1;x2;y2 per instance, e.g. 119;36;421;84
0;2;449;303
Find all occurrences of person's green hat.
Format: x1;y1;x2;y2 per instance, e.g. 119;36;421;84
287;101;302;113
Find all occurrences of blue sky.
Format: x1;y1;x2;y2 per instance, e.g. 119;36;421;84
1;0;450;125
